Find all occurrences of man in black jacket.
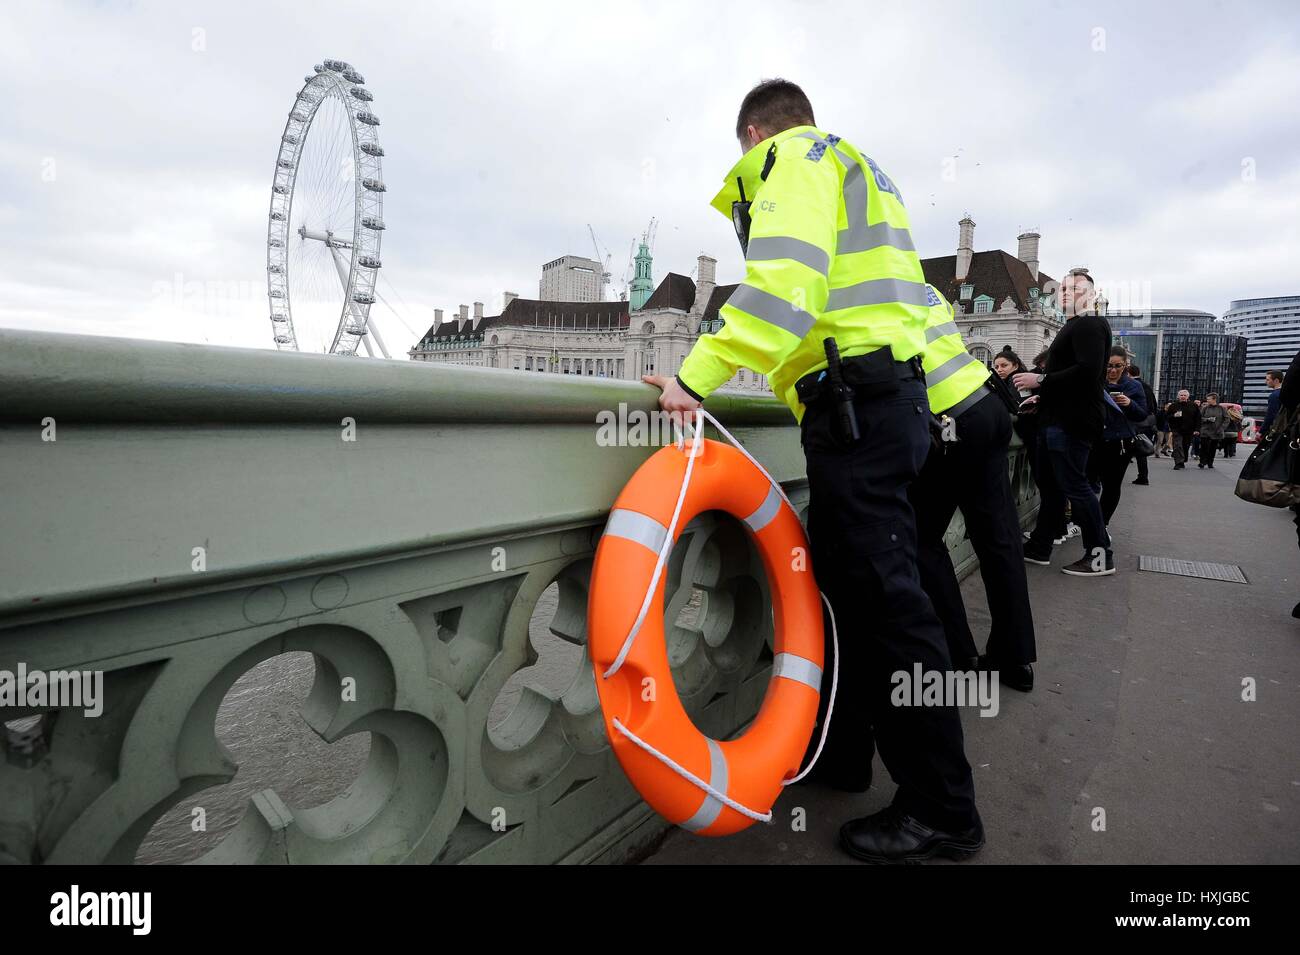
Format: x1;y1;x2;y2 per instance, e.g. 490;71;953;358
1166;389;1199;469
1013;271;1114;576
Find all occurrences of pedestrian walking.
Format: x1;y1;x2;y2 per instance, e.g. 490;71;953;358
1166;389;1199;469
1128;363;1157;485
1197;393;1227;468
1089;348;1148;523
1262;369;1285;435
1221;403;1242;457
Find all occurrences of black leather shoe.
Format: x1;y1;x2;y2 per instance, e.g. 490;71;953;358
1131;478;1149;485
840;806;984;864
978;654;1033;692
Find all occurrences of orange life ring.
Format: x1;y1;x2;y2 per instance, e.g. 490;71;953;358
588;437;823;836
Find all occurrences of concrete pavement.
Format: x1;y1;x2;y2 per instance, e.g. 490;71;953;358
645;448;1299;864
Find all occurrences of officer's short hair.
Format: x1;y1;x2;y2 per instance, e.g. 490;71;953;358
1266;369;1285;382
1067;269;1095;288
736;79;815;141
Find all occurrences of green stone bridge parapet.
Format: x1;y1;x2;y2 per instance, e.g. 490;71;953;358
0;328;1037;864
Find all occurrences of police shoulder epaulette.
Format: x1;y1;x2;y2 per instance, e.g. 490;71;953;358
804;133;841;162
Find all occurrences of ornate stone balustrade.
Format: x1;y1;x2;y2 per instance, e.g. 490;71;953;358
0;329;1037;864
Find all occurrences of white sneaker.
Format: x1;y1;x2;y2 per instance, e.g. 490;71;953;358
1066;523;1081;539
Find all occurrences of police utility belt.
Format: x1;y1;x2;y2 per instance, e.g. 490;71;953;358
796;341;925;444
795;346;924;406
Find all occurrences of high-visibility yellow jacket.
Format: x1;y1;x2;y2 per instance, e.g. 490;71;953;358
921;284;993;416
677;125;930;421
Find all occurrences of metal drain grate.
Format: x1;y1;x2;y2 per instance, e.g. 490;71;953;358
1138;556;1249;584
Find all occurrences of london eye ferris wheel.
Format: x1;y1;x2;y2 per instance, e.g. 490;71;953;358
266;59;390;357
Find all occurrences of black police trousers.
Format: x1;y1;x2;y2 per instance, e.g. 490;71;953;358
802;376;980;832
910;391;1037;668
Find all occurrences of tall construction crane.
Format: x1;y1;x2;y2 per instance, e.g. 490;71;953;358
586;224;613;301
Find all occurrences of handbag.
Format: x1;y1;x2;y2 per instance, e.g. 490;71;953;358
1133;433;1156;457
1234;407;1300;507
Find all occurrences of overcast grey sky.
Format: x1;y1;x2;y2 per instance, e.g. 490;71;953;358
1;0;1297;353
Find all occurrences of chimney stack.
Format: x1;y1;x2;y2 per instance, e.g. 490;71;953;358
1017;231;1041;281
955;216;975;282
457;304;469;332
473;301;484;322
697;254;716;286
434;308;444;327
503;291;518;309
690;254;718;316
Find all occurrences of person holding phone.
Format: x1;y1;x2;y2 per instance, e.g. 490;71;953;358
1087;347;1148;525
1013;271;1114;576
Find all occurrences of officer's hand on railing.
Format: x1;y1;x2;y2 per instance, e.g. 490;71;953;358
643;374;702;429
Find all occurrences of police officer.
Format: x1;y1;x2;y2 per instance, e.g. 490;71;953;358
643;79;983;863
910;285;1037;691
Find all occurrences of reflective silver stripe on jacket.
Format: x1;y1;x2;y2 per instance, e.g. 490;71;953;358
928;351;983;387
839;220;916;255
604;508;668;554
939;380;991;418
746;235;830;277
826;277;930;311
925;320;960;344
728;284;816;338
679;738;728;832
797;132;914;255
772;652;822;691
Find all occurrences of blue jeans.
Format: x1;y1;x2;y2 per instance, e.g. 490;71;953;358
1028;425;1112;560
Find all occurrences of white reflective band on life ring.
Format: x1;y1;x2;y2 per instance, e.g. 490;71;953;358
772;652;823;691
604;508;669;554
678;738;729;832
742;485;783;533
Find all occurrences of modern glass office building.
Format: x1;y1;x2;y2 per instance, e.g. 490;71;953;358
1108;309;1247;407
1221;295;1300;414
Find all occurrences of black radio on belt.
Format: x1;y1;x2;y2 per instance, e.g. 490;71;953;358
823;338;861;442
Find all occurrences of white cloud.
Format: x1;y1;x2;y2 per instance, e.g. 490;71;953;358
0;0;1296;353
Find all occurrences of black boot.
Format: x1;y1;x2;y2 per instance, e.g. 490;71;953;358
978;654;1034;692
840;806;985;864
